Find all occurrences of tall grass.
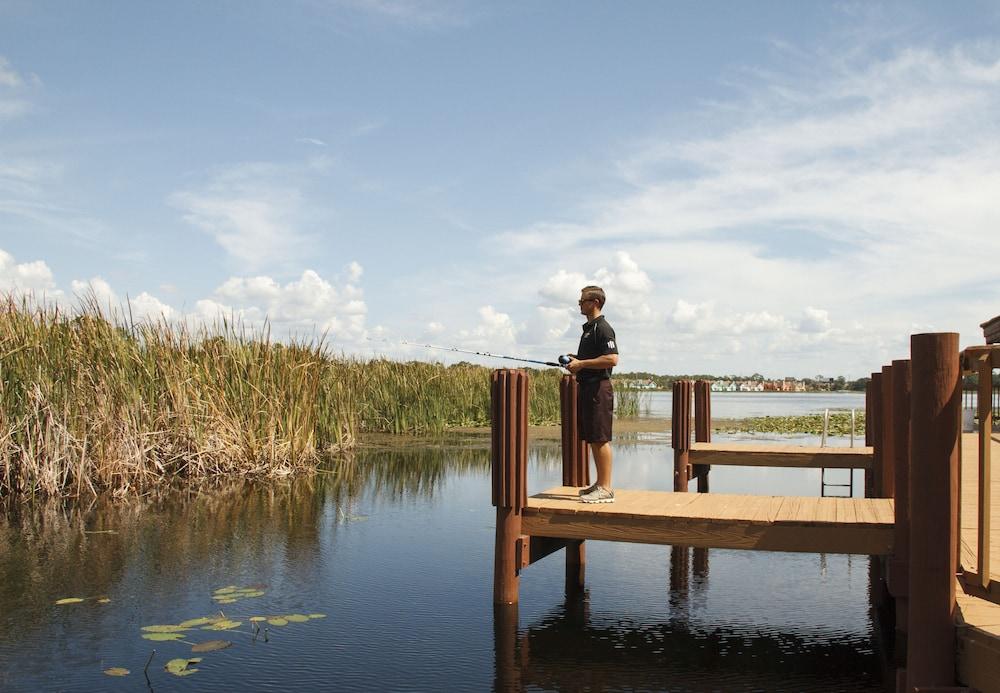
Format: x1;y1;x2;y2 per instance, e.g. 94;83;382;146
0;298;573;498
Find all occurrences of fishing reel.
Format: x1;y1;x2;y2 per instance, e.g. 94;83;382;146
558;355;573;366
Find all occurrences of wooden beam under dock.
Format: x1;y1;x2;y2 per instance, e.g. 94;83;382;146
689;442;873;470
522;487;893;555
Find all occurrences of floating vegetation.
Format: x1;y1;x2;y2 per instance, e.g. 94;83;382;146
142;625;189;633
97;598;111;604
55;597;85;605
191;640;232;653
164;657;202;677
718;412;866;437
212;585;267;605
142;632;185;642
103;667;130;677
124;588;328;679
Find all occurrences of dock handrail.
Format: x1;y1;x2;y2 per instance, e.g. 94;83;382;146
960;344;998;597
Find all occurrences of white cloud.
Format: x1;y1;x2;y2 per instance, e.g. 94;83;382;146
2;246;367;345
799;306;832;334
0;250;57;293
208;265;368;340
169;161;332;271
491;39;1000;375
0;55;35;121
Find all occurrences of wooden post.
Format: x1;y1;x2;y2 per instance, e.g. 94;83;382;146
976;353;992;589
693;380;711;493
672;380;692;492
869;372;884;498
891;359;912;639
492;369;530;605
882;364;896;499
865;380;873;497
560;375;588;593
560;375;590;488
492;603;521;692
907;333;960;691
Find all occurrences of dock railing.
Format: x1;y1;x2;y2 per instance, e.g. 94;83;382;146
959;344;998;599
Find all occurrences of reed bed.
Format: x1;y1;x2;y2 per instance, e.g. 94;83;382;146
0;298;613;498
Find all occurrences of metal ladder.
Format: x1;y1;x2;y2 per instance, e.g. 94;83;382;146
820;408;855;498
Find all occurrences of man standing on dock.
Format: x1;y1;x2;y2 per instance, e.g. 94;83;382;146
566;285;619;503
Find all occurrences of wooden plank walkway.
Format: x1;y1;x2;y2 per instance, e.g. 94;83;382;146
689;442;873;469
956;431;1000;691
522;487;894;555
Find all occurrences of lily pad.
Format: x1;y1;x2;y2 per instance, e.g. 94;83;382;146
308;614;327;619
214;598;238;604
97;598;111;604
191;639;232;653
267;617;288;626
284;614;309;623
103;667;130;676
165;657;202;677
249;616;267;622
179;617;213;628
142;625;188;633
214;586;237;594
55;597;85;605
242;591;265;598
142;632;185;642
202;619;241;631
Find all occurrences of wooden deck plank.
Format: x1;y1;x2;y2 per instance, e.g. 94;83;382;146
523;487;893;555
689;442;873;469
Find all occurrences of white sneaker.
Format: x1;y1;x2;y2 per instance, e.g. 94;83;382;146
580;486;615;504
578;482;599;497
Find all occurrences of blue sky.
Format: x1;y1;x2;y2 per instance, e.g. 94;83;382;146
2;1;1000;378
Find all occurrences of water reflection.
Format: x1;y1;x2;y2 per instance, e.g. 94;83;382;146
496;547;883;692
0;434;887;691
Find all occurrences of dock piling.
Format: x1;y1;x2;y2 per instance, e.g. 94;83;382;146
890;359;912;641
492;369;530;605
560;374;588;593
693;380;711;493
906;333;960;691
672;380;693;492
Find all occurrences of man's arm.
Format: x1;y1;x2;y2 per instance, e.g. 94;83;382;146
566;353;618;373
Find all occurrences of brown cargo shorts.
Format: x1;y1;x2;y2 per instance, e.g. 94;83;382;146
578;378;614;443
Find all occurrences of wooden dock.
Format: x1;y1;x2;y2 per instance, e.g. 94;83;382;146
957;431;1000;690
524;488;893;555
490;335;1000;692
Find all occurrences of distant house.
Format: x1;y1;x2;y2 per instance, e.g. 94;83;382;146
711;380;737;392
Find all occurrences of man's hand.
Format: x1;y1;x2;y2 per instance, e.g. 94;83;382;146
565;357;585;374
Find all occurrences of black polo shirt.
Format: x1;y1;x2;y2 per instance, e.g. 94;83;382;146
576;315;618;383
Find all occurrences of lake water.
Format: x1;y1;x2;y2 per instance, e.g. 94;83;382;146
0;396;887;692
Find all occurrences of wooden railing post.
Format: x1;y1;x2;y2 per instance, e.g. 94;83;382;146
560;375;589;488
881;364;896;499
907;333;960;691
672;380;693;492
693;380;712;493
492;369;529;605
975;352;993;590
890;359;912;641
559;374;588;593
868;371;884;497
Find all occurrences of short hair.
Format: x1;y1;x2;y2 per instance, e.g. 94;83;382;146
581;285;606;308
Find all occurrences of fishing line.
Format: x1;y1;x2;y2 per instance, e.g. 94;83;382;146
366;337;570;369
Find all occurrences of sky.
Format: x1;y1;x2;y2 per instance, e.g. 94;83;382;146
2;1;1000;379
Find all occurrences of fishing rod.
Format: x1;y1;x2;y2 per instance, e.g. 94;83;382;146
368;337;571;369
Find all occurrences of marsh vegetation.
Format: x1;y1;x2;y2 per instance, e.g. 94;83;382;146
0;298;647;498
